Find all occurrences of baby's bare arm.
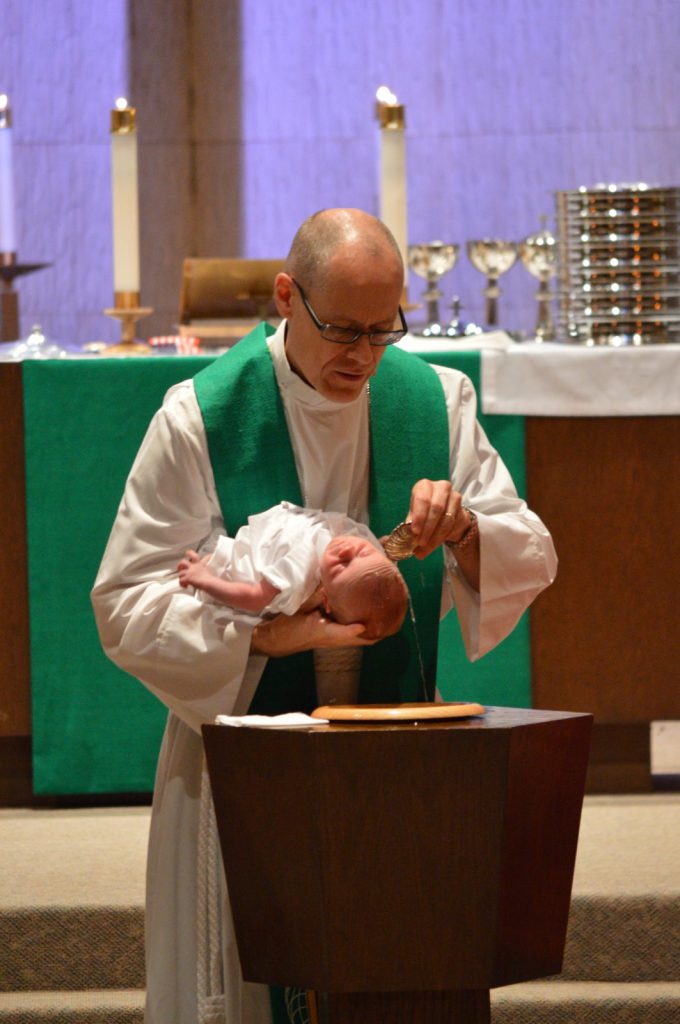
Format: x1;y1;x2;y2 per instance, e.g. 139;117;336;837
177;550;280;614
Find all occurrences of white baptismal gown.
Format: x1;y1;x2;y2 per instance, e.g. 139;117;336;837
199;501;383;623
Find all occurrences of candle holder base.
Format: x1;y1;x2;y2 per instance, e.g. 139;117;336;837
104;337;154;357
103;298;153;356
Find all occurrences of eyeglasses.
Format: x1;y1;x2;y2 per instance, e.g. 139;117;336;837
292;278;408;346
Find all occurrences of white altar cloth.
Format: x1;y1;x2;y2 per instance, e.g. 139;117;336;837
399;335;680;417
482;342;680;417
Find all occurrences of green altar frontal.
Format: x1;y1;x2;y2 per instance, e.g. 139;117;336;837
23;348;527;795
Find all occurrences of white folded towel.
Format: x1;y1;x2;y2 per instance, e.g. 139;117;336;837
214;712;328;728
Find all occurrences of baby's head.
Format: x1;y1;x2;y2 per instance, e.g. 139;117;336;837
319;535;408;638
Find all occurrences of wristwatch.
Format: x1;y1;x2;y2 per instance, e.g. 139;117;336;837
445;509;478;551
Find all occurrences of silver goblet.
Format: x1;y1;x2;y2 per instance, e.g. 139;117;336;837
467;239;518;328
519;217;557;341
407;241;459;336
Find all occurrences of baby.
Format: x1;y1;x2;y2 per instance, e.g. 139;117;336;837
177;501;408;639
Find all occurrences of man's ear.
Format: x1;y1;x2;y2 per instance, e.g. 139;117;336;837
274;272;294;318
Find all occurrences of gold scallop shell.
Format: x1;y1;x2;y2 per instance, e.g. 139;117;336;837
383;521;419;561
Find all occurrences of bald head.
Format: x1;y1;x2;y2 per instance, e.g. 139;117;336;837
275;209;405;401
286;208;403;294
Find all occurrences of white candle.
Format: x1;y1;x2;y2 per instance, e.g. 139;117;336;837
110;98;140;294
375;86;407;288
0;95;17;254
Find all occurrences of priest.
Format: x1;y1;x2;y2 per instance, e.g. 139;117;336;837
92;208;557;1024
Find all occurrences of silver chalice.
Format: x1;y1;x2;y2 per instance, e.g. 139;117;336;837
467;239;518;328
519;216;557;341
407;242;460;336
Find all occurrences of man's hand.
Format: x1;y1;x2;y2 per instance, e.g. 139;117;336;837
406;479;480;591
251;608;377;658
407;479;472;558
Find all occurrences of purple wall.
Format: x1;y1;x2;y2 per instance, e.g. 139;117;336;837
2;0;679;343
238;0;680;330
2;0;129;343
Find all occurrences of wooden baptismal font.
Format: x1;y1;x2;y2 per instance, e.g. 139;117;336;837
202;705;592;1023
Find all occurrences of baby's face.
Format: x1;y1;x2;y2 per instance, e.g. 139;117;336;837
319;535;397;627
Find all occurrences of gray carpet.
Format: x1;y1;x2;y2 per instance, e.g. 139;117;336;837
0;795;678;1022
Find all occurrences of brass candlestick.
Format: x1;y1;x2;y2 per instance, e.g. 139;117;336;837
103;291;153;355
375;92;405;130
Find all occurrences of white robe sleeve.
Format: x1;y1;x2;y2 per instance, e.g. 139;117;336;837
435;368;558;661
91;382;267;734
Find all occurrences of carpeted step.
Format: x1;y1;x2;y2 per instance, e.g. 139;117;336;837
1;797;678;1014
1;896;678;992
3;983;678;1024
0;989;144;1023
561;894;680;981
491;980;680;1023
0;908;144;991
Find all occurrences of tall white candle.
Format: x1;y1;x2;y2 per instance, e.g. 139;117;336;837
0;95;17;254
110;98;140;294
375;86;407;288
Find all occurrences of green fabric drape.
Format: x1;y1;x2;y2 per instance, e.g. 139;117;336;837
23;346;527;795
23;357;205;795
417;350;530;709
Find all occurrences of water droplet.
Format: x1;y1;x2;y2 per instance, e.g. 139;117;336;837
407;592;428;701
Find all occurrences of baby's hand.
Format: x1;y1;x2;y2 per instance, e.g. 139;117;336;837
177;550;211;589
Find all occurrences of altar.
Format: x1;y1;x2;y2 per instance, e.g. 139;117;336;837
1;340;678;799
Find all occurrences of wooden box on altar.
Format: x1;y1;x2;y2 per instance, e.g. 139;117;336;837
202;706;592;1021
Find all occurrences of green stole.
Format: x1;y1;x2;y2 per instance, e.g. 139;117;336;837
193;323;450;712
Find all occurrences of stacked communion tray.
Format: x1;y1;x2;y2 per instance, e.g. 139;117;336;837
556;183;680;345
